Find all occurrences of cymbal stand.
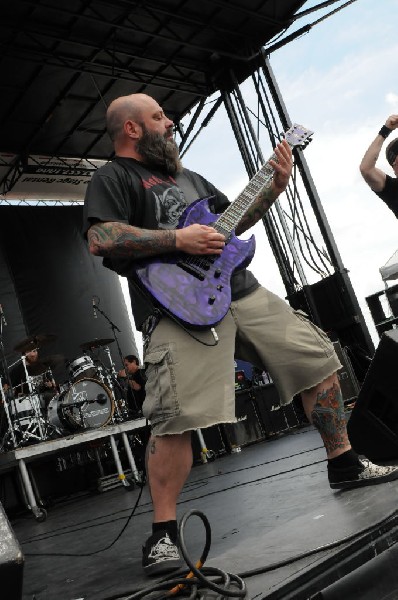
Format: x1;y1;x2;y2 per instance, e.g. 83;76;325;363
92;300;125;421
21;355;47;442
0;377;17;450
0;312;19;450
102;345;125;421
92;300;125;375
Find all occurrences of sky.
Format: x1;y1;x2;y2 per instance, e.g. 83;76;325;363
126;0;398;361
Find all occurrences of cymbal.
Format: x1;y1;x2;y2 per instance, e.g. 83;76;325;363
80;338;115;351
27;354;67;375
14;333;57;354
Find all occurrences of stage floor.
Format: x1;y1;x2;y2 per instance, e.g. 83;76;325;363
9;423;398;600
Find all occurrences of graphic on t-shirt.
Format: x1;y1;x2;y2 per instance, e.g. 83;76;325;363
153;185;187;229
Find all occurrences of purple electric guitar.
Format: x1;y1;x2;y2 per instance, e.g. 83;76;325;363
134;124;313;328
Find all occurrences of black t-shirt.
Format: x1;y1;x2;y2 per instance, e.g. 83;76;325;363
375;175;398;218
83;157;259;329
117;368;146;412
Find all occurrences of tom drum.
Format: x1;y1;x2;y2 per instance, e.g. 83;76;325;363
68;355;97;382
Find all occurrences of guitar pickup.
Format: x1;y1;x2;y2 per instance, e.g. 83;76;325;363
177;260;205;280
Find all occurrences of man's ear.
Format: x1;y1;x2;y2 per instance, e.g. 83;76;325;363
125;120;141;139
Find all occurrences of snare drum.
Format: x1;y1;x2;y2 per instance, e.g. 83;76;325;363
47;378;114;433
68;355;97;381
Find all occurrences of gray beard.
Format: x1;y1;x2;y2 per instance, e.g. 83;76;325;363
137;129;183;176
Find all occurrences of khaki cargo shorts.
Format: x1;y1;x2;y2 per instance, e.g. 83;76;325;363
142;286;341;435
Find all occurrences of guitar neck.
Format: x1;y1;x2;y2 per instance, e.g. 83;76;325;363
214;122;314;237
215;152;278;236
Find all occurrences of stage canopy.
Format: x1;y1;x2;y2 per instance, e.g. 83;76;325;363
2;0;347;201
380;249;398;283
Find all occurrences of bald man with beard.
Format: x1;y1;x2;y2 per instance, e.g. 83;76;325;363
83;93;398;577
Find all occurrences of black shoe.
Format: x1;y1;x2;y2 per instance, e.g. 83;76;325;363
142;530;182;576
328;458;398;490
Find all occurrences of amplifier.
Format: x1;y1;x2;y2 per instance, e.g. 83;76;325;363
235;369;250;390
333;341;360;403
251;384;290;436
222;389;265;450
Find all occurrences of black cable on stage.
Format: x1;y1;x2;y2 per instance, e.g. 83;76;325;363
21;442;325;545
24;475;146;558
99;506;398;600
122;509;247;600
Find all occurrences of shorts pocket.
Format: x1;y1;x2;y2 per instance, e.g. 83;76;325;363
143;344;179;424
293;310;334;358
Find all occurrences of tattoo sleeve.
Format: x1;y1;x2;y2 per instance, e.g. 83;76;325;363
87;222;176;260
235;182;278;236
311;383;348;455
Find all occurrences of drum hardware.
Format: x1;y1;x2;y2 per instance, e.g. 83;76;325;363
28;354;66;376
82;297;129;422
47;378;114;434
0;353;61;450
18;355;46;441
68;355;98;382
13;333;57;354
100;345;127;422
79;338;115;352
77;335;128;423
0;378;18;450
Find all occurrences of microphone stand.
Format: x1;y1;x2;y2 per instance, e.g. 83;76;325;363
93;302;124;371
0;314;18;449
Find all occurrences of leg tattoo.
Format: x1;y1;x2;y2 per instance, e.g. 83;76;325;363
311;383;347;455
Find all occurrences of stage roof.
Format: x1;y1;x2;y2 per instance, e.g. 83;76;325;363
0;0;309;163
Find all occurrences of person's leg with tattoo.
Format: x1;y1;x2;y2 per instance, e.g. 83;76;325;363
302;373;398;489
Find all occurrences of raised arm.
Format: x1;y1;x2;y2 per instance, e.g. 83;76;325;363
359;115;398;192
235;139;293;236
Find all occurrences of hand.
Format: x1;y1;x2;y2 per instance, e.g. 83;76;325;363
130;380;141;391
118;368;127;378
385;115;398;130
269;139;293;196
176;223;225;255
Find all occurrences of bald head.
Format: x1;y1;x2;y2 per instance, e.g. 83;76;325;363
106;93;151;143
105;93;178;171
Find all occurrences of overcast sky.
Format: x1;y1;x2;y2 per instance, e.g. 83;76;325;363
126;0;398;360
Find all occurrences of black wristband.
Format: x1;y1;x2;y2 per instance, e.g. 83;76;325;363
379;125;392;139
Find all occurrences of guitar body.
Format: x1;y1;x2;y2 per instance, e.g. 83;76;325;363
134;197;256;328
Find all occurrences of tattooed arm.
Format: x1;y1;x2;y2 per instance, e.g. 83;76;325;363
235;139;292;236
87;221;225;260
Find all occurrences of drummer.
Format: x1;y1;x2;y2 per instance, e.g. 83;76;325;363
11;348;58;409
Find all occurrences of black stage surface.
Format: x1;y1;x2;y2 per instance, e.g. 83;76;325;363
9;424;398;600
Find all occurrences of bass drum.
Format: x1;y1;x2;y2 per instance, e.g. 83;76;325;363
47;378;114;433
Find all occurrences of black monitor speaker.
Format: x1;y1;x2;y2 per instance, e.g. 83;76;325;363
347;329;398;461
0;502;24;600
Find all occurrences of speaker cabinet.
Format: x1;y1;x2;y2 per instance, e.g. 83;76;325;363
0;502;24;600
333;341;360;403
347;329;398;461
251;384;290;436
221;389;265;450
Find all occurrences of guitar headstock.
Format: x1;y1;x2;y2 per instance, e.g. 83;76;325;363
284;123;314;149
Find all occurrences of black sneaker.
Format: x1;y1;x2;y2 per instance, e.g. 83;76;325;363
142;530;182;576
328;458;398;490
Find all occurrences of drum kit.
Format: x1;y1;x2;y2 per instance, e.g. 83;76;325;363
0;333;133;452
